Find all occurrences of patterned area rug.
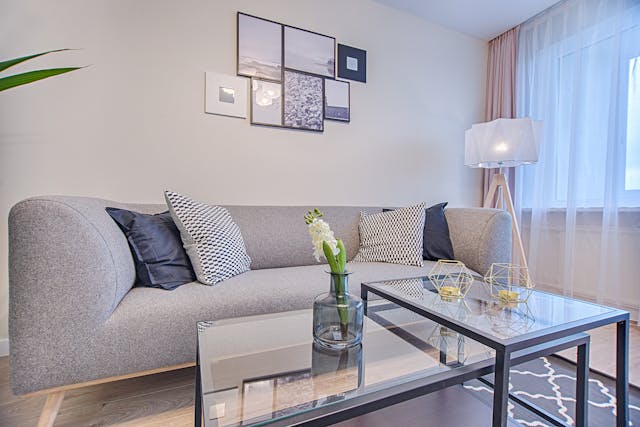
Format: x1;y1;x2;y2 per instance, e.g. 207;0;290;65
464;355;640;426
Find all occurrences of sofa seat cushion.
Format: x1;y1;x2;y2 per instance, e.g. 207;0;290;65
102;261;453;373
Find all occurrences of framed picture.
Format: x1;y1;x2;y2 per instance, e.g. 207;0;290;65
204;72;248;118
284;26;335;78
283;70;324;131
337;44;366;83
324;79;350;122
251;79;283;127
237;12;283;81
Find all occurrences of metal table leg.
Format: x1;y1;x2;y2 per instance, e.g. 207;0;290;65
361;285;369;315
617;319;629;427
195;339;203;427
575;338;589;427
492;348;510;427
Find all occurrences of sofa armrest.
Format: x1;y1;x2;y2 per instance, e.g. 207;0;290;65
444;208;512;275
9;196;136;341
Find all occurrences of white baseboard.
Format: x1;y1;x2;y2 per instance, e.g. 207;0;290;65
0;338;8;357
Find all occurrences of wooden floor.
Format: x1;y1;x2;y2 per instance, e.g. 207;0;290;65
0;324;637;426
557;323;640;385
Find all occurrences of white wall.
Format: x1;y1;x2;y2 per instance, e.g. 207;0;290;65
0;0;487;341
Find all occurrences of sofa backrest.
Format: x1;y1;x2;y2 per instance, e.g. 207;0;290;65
120;203;381;270
225;205;381;270
10;196;381;277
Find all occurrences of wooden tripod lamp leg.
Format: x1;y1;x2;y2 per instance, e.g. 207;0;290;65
483;173;500;209
36;391;65;427
483;172;528;269
499;174;528;270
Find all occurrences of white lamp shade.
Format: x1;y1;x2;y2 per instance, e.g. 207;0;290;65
464;118;541;168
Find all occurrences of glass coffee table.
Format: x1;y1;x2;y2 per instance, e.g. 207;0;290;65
361;276;630;427
195;291;598;426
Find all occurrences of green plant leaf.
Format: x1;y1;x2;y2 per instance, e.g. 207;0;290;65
323;241;339;272
0;49;72;73
337;239;347;272
0;68;82;92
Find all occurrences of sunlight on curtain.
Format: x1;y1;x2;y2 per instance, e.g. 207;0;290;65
515;0;640;317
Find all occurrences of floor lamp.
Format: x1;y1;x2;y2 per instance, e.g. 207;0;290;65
464;118;542;269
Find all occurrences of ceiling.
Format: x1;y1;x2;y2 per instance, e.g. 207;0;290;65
372;0;563;40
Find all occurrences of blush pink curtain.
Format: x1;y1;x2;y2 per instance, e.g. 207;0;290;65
483;26;519;203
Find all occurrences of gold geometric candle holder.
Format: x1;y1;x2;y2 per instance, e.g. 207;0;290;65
428;260;474;300
484;263;534;304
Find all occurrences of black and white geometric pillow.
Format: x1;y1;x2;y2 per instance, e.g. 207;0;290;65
164;191;251;285
353;202;426;267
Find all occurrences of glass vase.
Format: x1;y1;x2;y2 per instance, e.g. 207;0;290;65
312;271;364;350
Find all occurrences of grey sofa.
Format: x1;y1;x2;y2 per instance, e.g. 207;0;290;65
8;196;511;399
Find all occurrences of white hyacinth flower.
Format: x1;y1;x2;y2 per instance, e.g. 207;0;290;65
307;218;339;262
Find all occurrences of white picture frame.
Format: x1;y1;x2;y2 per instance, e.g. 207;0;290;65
205;72;248;119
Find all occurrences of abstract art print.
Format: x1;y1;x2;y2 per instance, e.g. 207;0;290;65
251;79;282;127
324;79;350;122
237;13;282;81
284;70;323;131
284;26;335;78
337;44;366;83
204;72;248;118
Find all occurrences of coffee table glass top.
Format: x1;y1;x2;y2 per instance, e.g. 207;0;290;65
197;307;493;427
364;277;622;343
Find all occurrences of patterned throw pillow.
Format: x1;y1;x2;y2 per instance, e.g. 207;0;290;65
384;202;454;261
353;202;426;267
164;191;251;285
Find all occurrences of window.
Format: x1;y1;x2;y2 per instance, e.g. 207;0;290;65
517;1;640;208
626;56;640;191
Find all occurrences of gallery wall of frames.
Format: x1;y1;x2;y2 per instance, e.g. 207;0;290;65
205;12;367;132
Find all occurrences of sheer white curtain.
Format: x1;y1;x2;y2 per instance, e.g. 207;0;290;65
515;0;640;316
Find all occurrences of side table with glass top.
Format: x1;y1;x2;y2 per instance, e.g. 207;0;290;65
361;276;630;427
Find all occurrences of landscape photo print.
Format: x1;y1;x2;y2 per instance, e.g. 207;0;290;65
324;79;349;122
284;26;335;78
238;13;282;81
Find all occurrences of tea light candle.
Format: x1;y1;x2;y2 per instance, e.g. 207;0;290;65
498;289;519;302
440;286;461;297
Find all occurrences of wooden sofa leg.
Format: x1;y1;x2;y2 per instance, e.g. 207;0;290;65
36;391;65;427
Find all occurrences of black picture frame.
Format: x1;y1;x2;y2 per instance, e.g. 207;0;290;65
337;44;366;83
250;78;284;128
283;69;324;132
237;12;283;82
284;25;335;78
324;78;350;122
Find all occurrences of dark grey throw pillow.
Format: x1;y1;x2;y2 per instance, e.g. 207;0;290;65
384;202;454;261
106;207;196;290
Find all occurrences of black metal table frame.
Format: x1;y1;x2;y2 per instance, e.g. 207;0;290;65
360;280;630;427
194;312;597;427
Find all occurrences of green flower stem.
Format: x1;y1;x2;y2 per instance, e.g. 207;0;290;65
326;239;349;340
334;273;349;339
